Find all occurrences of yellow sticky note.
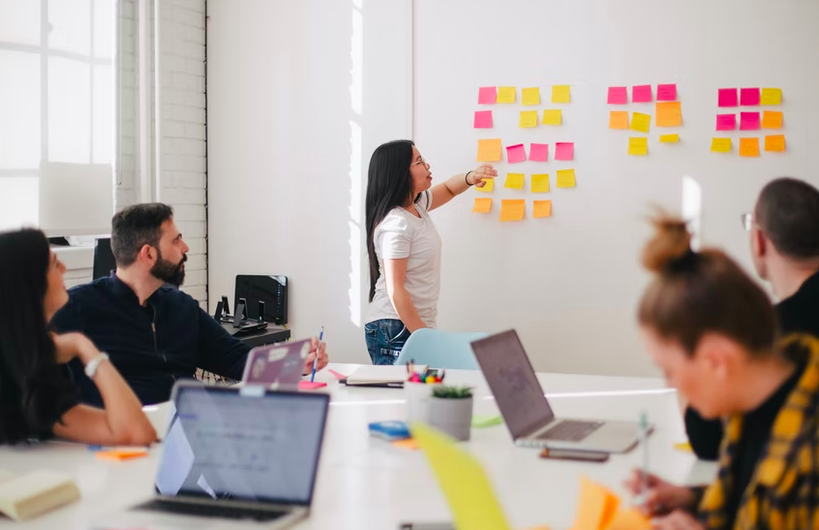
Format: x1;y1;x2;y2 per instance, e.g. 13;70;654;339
499;200;525;222
711;138;732;153
542;109;562;126
497;86;516;103
504;173;525;190
476;178;494;192
412;423;512;530
630;112;651;133
760;88;782;105
660;134;679;143
477;139;502;162
533;200;552;218
739;137;760;158
607;508;652;530
519;111;538;128
551;85;571;103
556;169;576;189
762;110;783;129
765;134;786;152
572;477;620;530
531;174;550;193
522;87;540;106
655;102;682;127
609;111;629;130
472;198;492;214
628;137;648;156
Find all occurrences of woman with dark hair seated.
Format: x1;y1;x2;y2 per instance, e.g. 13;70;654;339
0;229;156;445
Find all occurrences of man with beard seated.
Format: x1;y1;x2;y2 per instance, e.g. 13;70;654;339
51;203;329;406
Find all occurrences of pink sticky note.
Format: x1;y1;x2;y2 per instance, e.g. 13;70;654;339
478;86;497;104
718;88;738;107
740;88;760;106
328;369;347;381
716;114;736;131
740;111;761;130
555;142;574;161
506;144;526;164
473;110;493;128
632;85;653;103
607;86;628;105
299;381;327;390
529;143;549;162
657;84;677;101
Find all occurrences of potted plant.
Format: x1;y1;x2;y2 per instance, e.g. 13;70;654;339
427;386;474;441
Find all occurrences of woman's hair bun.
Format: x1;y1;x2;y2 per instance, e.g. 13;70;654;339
642;212;693;273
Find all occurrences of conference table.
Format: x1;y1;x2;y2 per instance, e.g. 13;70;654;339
0;363;718;530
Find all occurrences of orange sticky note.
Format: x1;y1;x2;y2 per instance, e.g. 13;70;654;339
96;449;149;461
477;139;502;162
476;178;494;192
531;174;550;193
391;438;419;451
473;198;492;213
556;169;576;189
765;134;786;152
609;111;629;130
655;101;682;127
499;200;525;222
533;200;552;218
606;508;652;530
572;477;619;530
739;137;760;158
761;110;783;129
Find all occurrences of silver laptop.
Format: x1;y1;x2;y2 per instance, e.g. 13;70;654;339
471;330;644;453
95;382;330;529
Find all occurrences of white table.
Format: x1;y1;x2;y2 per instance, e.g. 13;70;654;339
0;364;717;530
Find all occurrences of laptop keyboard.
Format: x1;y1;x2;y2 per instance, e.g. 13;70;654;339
537;420;604;442
136;498;288;522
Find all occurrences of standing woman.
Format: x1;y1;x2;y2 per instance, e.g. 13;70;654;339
364;140;496;365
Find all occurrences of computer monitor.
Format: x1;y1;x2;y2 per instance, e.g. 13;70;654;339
93;237;116;280
235;275;288;325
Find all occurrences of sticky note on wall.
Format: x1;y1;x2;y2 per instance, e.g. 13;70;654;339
476;179;494;192
551;85;571;103
607;87;628;105
522;87;540;106
739;138;760;158
765;134;786;152
628;137;648;156
659;134;679;143
478;87;497;104
740;112;760;130
711;138;732;152
718;88;738;107
555;142;574;161
473;198;492;213
504;173;525;190
542;109;562;125
740;88;760;106
657;84;677;101
506;144;526;163
500;200;525;222
556;169;576;188
632;85;653;103
655;102;682;127
630;112;651;133
716;114;736;131
533;200;552;218
529;143;549;162
519;111;538;128
609;111;629;129
760;88;782;105
497;86;516;103
762;111;783;129
473;111;493;128
477;139;502;162
531;174;550;193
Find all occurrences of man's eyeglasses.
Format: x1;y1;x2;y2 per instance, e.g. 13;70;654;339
741;212;753;231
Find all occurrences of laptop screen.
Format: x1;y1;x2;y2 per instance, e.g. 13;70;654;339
156;385;329;506
471;330;555;439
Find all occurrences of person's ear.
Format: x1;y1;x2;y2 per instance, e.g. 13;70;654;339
696;333;744;382
137;244;157;266
752;227;767;258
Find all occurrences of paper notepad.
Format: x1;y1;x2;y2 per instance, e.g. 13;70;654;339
344;365;427;387
0;470;81;521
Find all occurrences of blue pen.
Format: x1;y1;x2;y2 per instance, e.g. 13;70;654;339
311;326;324;382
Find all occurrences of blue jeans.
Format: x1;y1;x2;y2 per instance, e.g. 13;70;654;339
364;319;411;365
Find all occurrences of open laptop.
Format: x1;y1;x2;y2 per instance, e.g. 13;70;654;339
241;338;311;388
471;330;644;453
94;382;330;529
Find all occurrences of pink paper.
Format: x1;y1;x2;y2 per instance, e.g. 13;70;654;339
718;88;738;107
740;88;760;106
478;86;497;104
632;85;653;103
529;143;549;162
657;84;677;101
299;381;327;390
473;110;493;128
555;142;574;161
506;144;526;164
607;86;628;104
716;114;736;131
740;111;760;130
327;369;347;381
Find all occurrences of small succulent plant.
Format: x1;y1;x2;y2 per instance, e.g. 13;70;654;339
431;386;473;399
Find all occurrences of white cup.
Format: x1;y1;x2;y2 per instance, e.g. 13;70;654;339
405;381;442;423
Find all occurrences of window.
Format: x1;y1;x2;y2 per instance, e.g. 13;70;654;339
0;0;114;234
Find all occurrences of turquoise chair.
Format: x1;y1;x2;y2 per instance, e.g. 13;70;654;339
395;328;488;370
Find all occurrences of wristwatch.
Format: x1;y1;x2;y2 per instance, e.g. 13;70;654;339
84;352;110;379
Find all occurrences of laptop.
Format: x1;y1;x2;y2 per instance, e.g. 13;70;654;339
241;338;311;388
94;382;330;530
471;330;644;453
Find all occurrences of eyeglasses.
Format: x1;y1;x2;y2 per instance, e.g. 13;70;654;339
410;157;428;167
741;212;753;231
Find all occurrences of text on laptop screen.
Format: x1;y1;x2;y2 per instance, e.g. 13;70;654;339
156;387;328;505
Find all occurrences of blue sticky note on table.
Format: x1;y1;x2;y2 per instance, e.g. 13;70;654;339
369;421;411;441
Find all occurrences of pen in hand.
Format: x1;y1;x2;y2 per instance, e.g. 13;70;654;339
310;326;324;383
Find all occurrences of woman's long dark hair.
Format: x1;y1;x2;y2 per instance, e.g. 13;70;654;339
365;140;419;302
0;229;76;444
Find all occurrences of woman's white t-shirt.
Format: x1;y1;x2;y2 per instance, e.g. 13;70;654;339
366;190;442;328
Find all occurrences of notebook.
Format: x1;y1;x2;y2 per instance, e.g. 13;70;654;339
343;365;428;388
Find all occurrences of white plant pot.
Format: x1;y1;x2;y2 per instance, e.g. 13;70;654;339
404;381;442;423
427;396;473;441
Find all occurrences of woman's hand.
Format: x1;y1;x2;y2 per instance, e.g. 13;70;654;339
623;469;696;516
52;332;100;365
302;337;329;375
469;164;497;188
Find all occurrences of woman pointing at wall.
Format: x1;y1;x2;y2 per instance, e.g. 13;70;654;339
364;140;496;365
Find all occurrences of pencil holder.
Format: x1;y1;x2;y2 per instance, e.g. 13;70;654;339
404;381;442;423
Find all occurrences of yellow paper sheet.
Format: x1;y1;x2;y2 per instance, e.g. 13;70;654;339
762;110;783;129
711;138;732;153
519;111;539;128
551;85;571;103
606;507;652;530
472;198;492;213
655;102;682;127
504;173;525;190
531;174;550;193
542;109;562;126
477;139;502;162
630;112;651;133
533;200;552;218
760;88;782;105
739;137;760;158
500;200;525;222
608;111;629;130
659;134;679;143
556;169;576;189
765;134;786;152
476;178;494;192
497;86;516;103
522;87;540;106
573;477;620;530
412;423;512;530
628;137;648;156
